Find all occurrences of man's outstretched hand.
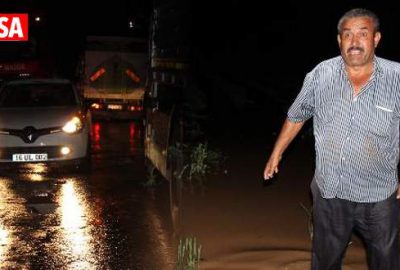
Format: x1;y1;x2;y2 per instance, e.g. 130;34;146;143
263;154;281;180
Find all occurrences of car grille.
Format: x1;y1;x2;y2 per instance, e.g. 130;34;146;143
0;146;62;160
0;127;61;143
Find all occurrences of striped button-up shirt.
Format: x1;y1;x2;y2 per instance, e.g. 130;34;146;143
288;56;400;203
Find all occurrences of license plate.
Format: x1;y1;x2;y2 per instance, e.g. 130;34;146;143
12;153;48;162
107;104;123;110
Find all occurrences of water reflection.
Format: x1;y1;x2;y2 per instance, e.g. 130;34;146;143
144;191;175;269
130;122;137;153
21;163;48;181
0;174;107;269
0;178;25;268
0;180;12;262
93;122;101;152
58;180;96;270
0;220;10;262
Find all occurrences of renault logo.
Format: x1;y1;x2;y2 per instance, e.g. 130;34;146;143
22;126;37;143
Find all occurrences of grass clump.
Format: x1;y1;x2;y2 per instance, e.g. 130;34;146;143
176;236;202;270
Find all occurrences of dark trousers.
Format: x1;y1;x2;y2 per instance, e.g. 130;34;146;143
311;181;400;270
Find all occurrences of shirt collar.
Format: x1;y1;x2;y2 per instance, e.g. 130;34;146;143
339;55;383;79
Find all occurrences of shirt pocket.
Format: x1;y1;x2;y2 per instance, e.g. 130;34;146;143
315;100;335;125
368;105;394;137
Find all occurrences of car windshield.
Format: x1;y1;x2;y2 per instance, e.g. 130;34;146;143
0;83;77;108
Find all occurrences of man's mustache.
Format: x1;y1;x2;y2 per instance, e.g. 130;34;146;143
347;46;364;53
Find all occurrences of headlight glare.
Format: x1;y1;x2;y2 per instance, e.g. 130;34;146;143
62;117;83;133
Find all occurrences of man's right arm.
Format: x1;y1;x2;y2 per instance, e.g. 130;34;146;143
263;119;305;180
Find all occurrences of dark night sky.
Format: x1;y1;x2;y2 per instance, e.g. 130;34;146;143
192;1;400;70
187;1;400;110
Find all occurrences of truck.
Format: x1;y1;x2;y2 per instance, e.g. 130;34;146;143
144;0;191;180
144;0;197;230
78;36;148;119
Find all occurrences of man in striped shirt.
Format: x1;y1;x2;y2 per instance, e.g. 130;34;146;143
263;8;400;270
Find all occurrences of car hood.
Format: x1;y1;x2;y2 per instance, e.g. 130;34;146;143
0;106;81;129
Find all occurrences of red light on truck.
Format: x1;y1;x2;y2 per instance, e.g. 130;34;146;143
125;69;140;83
91;103;102;110
128;105;143;111
89;68;105;82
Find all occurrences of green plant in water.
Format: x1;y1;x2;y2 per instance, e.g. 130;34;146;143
188;142;208;179
144;166;157;187
170;142;223;182
176;236;202;270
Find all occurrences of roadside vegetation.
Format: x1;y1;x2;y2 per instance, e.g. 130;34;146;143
176;236;202;270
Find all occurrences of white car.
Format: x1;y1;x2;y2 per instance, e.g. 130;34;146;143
0;79;91;168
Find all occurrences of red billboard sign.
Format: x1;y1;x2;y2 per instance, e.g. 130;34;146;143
0;14;28;41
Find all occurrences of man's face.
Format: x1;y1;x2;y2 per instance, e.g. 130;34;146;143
337;16;381;68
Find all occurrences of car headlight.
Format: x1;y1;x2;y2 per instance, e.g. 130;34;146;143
62;116;83;134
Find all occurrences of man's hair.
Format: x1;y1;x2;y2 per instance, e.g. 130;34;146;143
337;8;380;34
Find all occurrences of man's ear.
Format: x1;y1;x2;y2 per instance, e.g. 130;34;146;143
337;34;341;47
374;32;381;48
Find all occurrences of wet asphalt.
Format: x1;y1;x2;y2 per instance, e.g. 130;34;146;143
0;121;175;270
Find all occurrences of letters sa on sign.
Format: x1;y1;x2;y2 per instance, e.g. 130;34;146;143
0;14;28;41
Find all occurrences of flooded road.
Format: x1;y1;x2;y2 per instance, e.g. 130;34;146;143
0;121;175;270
